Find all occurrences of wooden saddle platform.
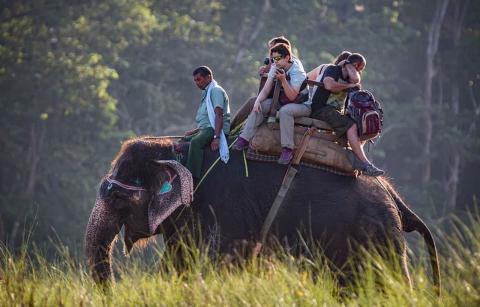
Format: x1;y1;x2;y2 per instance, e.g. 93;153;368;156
230;77;357;175
248;119;355;175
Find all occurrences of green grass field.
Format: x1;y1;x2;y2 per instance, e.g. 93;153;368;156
1;214;479;306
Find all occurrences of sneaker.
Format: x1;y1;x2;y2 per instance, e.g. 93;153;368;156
361;162;385;177
346;150;364;170
277;148;293;164
233;137;249;151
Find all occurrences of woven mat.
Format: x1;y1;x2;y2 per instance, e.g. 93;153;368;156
246;147;356;177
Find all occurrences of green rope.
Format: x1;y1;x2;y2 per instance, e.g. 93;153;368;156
193;119;246;194
228;119;247;138
194;138;239;194
243;149;249;178
176;130;245;222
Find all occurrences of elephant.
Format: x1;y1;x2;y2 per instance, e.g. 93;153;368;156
85;136;440;291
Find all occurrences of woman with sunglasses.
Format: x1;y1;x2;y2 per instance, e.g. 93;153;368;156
258;36;291;76
234;43;310;164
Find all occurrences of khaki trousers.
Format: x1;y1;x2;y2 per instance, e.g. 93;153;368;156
240;99;311;149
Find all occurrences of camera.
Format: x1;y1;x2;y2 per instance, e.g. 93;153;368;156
263;57;272;65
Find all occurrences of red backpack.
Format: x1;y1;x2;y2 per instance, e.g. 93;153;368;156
346;90;383;141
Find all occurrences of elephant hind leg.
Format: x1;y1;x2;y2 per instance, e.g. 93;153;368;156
382;231;413;289
389;230;413;289
399;243;412;290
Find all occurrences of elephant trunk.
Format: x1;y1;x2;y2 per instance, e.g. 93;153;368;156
85;196;122;283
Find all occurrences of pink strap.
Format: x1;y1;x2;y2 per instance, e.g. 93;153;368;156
164;168;178;184
106;177;146;191
106;170;177;192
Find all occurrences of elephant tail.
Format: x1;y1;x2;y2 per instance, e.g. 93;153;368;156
378;178;441;294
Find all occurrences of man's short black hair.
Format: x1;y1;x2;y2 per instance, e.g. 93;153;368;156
347;53;366;66
193;66;213;77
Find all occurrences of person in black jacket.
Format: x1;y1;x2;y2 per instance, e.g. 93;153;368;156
310;53;384;177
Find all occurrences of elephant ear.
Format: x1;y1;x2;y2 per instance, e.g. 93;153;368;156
149;160;193;234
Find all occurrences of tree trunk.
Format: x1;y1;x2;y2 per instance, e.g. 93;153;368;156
444;84;460;215
422;0;449;184
25;120;46;199
444;153;460;215
10;220;20;249
224;0;271;98
468;82;480;134
0;213;4;245
443;0;469;214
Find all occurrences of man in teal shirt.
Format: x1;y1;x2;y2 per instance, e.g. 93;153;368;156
182;66;230;179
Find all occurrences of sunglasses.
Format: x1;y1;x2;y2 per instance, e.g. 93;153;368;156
271;55;284;62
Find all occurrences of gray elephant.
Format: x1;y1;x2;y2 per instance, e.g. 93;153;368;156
85;136;440;291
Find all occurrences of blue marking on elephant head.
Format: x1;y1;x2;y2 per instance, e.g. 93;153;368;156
158;182;172;195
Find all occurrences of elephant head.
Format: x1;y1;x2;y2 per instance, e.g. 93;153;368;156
85;138;193;282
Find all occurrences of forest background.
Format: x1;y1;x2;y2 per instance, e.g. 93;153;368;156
0;0;479;253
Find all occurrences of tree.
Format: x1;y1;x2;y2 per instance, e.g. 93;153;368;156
0;0;157;247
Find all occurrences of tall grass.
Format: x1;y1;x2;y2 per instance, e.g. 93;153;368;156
1;214;479;306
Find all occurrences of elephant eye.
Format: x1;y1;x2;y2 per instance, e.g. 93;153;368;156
158;181;173;195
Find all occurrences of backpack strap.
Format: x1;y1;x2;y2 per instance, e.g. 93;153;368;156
267;79;282;126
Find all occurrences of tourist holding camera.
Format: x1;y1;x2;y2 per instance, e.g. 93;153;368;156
234;43;310;164
258;36;291;76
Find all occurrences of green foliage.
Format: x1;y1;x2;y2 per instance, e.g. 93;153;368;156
0;0;479;251
0;0;157;248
